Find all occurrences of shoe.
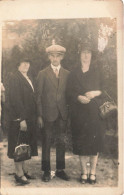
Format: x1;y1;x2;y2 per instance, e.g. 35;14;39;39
89;174;96;184
42;171;51;182
24;172;36;179
80;174;88;184
15;174;30;185
55;170;70;181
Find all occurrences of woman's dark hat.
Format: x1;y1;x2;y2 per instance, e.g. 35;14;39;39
16;57;31;67
78;41;93;53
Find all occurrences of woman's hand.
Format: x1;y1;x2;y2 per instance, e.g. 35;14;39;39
20;120;27;131
37;116;44;129
77;95;90;104
85;90;101;100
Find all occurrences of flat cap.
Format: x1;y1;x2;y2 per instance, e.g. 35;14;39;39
46;40;66;54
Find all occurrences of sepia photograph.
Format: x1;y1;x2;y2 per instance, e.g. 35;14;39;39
0;1;123;195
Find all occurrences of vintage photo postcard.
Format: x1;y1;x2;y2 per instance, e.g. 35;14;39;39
0;0;123;195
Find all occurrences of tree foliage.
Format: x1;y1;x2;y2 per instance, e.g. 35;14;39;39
2;18;117;100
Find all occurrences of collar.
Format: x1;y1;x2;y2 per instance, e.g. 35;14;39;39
51;64;61;71
20;72;30;80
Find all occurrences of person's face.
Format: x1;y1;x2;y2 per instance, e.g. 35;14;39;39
48;53;64;66
18;62;30;73
80;50;92;65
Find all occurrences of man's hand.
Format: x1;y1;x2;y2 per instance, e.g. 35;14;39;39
85;90;101;100
77;95;90;104
20;120;27;131
38;116;44;129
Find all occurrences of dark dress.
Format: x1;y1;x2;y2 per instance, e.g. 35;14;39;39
66;63;106;155
7;71;38;159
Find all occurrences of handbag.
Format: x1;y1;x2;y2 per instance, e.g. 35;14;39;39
99;91;117;119
13;131;31;162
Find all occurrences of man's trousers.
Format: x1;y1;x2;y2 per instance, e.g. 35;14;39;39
41;115;67;172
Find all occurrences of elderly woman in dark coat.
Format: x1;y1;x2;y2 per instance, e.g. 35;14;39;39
66;42;105;184
7;58;38;185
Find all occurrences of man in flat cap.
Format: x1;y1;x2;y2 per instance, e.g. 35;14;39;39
37;40;70;182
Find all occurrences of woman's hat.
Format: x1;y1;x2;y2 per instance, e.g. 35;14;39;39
78;40;93;53
16;57;31;67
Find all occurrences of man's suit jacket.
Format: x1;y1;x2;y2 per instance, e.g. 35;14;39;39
36;65;69;122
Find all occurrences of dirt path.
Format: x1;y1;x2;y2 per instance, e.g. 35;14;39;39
1;143;118;188
1;141;118;189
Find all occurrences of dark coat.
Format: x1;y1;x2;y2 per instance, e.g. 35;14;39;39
8;71;36;121
36;65;69;122
7;71;38;158
66;64;106;155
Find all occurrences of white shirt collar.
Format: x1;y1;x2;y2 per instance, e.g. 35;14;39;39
51;64;61;72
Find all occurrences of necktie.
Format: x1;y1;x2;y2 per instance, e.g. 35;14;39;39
54;68;59;78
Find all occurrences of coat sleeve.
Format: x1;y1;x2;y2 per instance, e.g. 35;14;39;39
9;74;26;121
94;67;105;104
36;71;45;117
98;67;105;98
66;70;84;105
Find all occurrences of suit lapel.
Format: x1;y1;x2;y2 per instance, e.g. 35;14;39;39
46;66;58;89
17;71;34;93
58;67;65;90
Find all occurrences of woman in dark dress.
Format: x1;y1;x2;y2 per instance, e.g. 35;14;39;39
66;43;105;184
7;58;38;185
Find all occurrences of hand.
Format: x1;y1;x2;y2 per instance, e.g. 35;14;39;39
85;91;101;100
38;116;44;129
77;95;90;104
20;120;27;131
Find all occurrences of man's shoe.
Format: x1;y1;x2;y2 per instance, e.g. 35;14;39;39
42;171;51;182
55;170;70;181
15;174;30;185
